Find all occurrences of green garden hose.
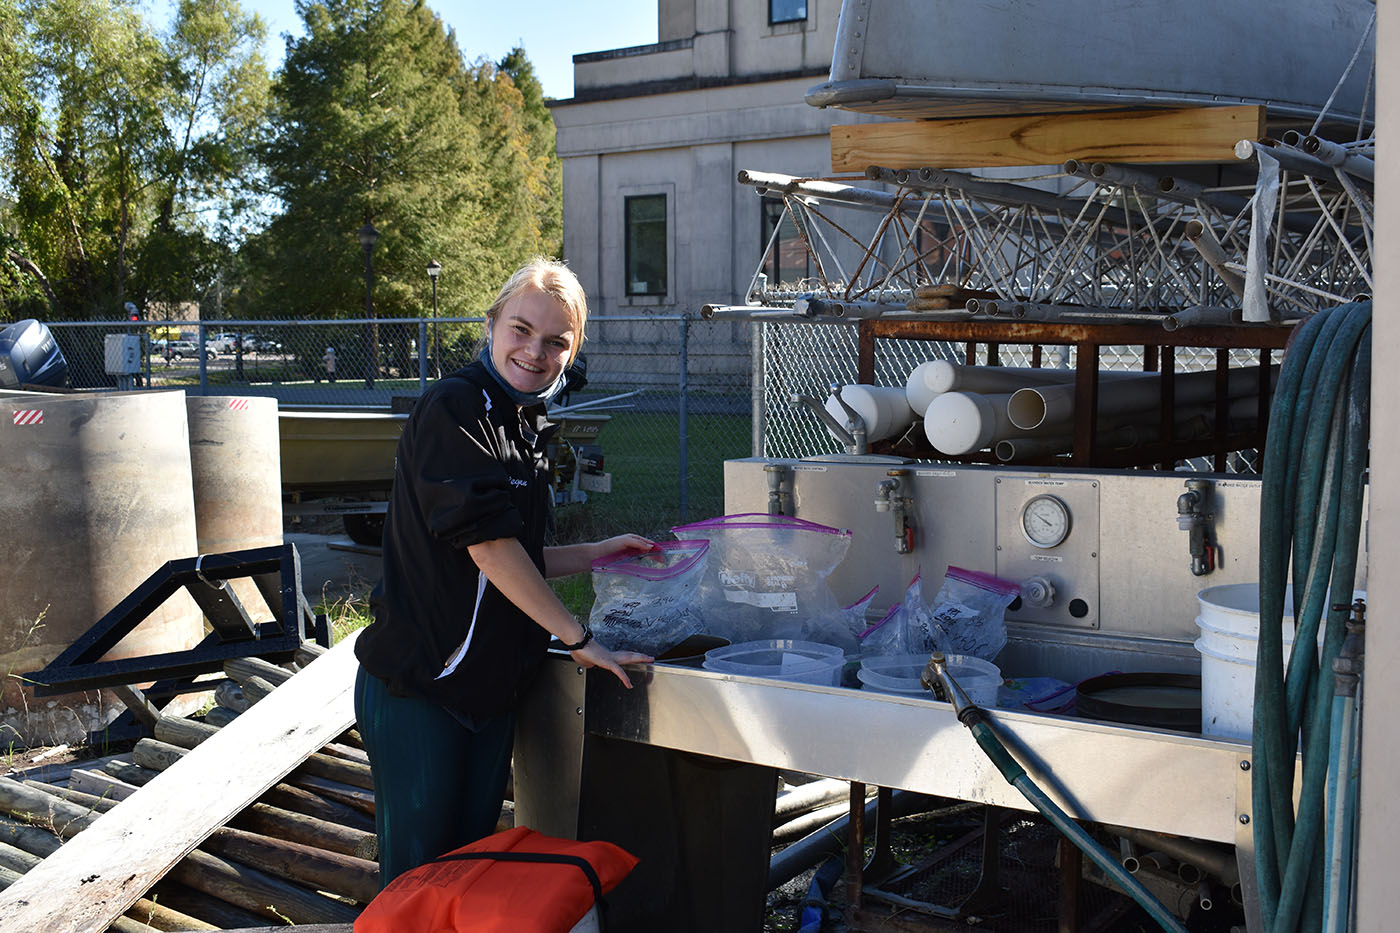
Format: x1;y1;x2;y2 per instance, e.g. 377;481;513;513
1252;300;1371;933
924;653;1188;933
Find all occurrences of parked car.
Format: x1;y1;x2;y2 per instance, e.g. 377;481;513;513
167;339;214;361
205;332;239;354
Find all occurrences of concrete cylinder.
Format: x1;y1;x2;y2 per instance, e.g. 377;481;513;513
0;390;204;745
186;396;283;620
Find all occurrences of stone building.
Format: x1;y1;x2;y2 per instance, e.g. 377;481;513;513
549;0;890;390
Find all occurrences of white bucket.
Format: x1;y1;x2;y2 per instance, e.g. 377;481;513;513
1195;584;1360;740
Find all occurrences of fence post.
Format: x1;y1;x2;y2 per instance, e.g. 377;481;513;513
418;320;428;394
751;320;765;457
678;314;690;523
197;322;208;395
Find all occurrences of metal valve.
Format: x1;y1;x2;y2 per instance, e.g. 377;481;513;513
874;470;914;553
1021;575;1057;609
1177;478;1216;576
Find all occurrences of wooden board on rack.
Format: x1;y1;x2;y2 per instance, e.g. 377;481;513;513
830;105;1266;171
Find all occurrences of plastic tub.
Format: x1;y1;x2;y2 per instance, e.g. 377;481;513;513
703;640;845;686
1195;584;1362;740
858;653;1001;706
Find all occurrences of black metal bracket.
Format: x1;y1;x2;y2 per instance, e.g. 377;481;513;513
23;543;330;704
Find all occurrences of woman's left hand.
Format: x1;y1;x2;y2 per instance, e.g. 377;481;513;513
571;639;653;689
593;534;658;561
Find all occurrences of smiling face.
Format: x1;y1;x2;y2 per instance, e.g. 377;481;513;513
488;287;577;395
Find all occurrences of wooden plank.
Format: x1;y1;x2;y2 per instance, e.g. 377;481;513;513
829;105;1266;171
0;631;361;933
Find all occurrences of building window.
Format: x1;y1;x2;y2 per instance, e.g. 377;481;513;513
625;194;668;297
761;197;811;288
770;0;807;25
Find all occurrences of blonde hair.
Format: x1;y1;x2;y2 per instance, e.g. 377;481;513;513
486;257;588;364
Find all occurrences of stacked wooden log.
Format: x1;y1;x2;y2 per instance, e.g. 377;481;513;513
0;644;383;930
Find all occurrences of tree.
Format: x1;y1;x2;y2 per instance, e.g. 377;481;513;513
498;46;561;258
242;2;562;325
0;0;269;322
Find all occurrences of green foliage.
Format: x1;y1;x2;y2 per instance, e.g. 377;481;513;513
0;0;270;322
0;0;562;329
239;5;562;322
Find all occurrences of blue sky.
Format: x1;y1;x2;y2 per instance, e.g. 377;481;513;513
169;0;661;100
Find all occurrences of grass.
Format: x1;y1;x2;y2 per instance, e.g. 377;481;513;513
549;408;752;616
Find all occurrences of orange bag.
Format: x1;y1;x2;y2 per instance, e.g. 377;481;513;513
354;826;639;933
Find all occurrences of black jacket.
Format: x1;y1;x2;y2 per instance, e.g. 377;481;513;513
356;362;558;721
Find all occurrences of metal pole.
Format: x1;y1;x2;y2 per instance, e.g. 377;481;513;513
197;322;208;395
363;244;375;390
431;275;440;379
417;319;428;394
751;320;765;457
678;314;690;523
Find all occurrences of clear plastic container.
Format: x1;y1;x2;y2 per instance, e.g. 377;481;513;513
702;639;845;686
859;653;1001;705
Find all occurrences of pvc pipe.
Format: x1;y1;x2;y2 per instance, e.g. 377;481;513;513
767;790;922;891
1183;220;1247;299
824;385;914;444
923;391;1022;455
993;424;1142;461
1007;366;1267;431
774;778;852;822
906;361;1079;413
1104;823;1241;887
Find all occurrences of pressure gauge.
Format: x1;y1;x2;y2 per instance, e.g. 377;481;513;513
1021;494;1071;549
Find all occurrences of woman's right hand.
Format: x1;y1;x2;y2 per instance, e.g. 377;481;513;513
571;640;653;689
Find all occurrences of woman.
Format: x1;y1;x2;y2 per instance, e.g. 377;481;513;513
354;257;654;886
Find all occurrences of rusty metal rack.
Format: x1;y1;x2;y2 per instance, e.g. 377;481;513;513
857;318;1294;470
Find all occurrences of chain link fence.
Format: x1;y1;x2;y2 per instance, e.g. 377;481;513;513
45;315;756;540
40;310;1264;550
757;319;1272;473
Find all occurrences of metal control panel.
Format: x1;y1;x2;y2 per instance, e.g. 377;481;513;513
994;474;1100;630
723;458;1280;680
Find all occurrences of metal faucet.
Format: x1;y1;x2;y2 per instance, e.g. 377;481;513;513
874;469;914;553
790;382;868;455
1177;478;1215;576
764;462;791;516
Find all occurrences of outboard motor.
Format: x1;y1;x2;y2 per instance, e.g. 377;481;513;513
0;319;69;389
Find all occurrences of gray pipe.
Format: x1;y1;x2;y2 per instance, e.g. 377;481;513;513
1300;136;1375;182
1162;305;1244;331
767;790;924;890
1183;220;1247;299
1105;823;1240;887
739;169;916;213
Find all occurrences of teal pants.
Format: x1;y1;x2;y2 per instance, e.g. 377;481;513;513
354;665;515;888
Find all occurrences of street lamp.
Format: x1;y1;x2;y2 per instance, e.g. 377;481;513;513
359;222;379;389
426;259;442;379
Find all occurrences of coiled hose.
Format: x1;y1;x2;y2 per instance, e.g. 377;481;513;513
1252;300;1371;933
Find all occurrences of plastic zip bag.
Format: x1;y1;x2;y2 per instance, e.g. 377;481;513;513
588;540;709;655
911;566;1019;661
671;513;853;648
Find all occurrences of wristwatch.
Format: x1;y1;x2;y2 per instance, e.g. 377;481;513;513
561;625;594;651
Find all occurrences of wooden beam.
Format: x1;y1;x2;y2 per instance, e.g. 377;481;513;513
0;631;362;933
830;105;1267;171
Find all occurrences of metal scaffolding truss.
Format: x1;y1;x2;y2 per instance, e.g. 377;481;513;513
736;146;1372;328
